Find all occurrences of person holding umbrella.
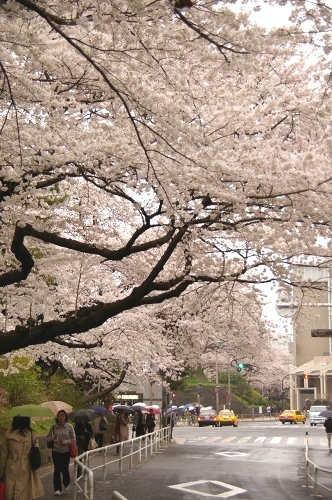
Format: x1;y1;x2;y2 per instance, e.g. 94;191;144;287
47;410;76;496
90;414;107;448
0;416;44;500
133;409;146;438
145;409;156;435
323;413;332;451
112;407;130;453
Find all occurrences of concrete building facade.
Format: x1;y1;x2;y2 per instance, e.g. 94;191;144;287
289;267;332;410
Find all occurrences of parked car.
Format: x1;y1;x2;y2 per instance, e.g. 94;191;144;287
309;405;329;426
218;410;238;427
197;408;219;427
278;409;306;424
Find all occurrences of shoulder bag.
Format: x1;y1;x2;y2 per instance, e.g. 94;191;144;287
88;437;98;450
30;432;42;470
69;441;77;458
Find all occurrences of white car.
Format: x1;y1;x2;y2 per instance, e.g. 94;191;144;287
309;405;328;426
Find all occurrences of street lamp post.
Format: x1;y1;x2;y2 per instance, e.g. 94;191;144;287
227;362;231;410
215;341;221;411
149;375;156;405
281;374;290;411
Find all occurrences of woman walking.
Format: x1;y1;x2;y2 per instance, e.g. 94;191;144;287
47;410;75;496
0;415;44;500
112;409;129;453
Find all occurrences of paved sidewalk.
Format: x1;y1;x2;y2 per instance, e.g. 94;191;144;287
38;438;168;500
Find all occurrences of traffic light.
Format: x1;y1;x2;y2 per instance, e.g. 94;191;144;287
237;363;246;372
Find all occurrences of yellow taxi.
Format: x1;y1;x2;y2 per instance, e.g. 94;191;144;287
278;409;306;424
217;409;238;427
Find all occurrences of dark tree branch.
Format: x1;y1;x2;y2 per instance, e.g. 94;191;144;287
82;361;131;405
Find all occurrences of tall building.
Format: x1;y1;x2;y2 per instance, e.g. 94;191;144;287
289;267;332;409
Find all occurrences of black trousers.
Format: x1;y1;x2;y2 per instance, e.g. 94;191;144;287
136;424;146;437
52;450;71;492
94;433;104;447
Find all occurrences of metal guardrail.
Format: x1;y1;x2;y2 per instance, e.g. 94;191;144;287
112;492;128;500
72;426;170;500
304;431;332;495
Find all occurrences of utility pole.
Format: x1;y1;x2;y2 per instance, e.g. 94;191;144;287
215;341;221;411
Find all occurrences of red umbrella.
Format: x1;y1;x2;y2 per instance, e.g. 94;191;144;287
146;405;161;415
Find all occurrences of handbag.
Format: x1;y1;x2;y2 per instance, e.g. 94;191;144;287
0;480;5;500
47;425;55;449
30;432;42;470
69;442;77;458
88;437;98;450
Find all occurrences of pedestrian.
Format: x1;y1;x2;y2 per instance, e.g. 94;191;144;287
133;410;146;438
323;416;332;451
47;409;76;496
92;414;108;447
167;412;175;439
0;415;45;500
145;409;156;435
112;409;129;453
74;420;93;478
74;421;93;455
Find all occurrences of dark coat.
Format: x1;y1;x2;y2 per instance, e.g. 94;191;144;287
324;417;332;433
74;421;93;453
146;413;156;433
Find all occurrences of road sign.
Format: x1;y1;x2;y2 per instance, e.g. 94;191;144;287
311;329;332;337
275;299;298;318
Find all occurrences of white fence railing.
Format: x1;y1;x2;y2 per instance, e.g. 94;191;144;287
305;431;332;495
112;492;129;500
72;426;171;500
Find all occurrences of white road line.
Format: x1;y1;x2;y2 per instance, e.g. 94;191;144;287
237;437;251;443
176;435;330;446
253;436;267;443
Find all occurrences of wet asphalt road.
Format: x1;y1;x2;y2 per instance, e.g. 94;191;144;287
39;422;332;500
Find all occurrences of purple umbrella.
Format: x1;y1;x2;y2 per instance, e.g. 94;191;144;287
112;405;134;414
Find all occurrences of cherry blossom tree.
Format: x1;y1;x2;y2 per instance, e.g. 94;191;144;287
1;1;332;387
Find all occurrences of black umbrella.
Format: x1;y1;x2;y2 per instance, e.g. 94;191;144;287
319;410;332;419
68;409;100;422
89;405;113;417
112;405;134;414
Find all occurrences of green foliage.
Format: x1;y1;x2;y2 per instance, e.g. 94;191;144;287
218;371;248;387
46;373;82;409
0;361;47;407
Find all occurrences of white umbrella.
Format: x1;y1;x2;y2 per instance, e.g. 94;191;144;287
40;401;73;415
133;402;147;408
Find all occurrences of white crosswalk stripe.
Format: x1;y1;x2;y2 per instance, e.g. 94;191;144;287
254;437;266;443
176;435;329;447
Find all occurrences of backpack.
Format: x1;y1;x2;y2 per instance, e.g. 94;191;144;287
99;417;107;432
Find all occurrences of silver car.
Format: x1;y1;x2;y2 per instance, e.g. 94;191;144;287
309;405;328;426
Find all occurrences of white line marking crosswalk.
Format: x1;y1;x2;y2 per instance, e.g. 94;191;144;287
175;435;328;447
